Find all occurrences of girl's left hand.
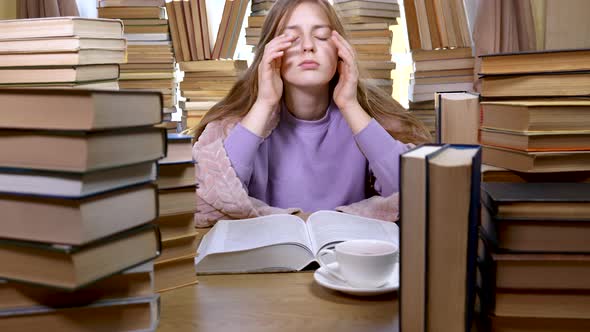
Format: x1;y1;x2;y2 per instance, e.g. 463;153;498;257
331;30;360;111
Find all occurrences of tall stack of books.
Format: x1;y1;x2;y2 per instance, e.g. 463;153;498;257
479;182;590;331
178;60;247;130
475;48;590;331
98;0;178;132
393;0;474;135
0;17;125;90
409;48;474;102
245;0;275;47
402;0;474;103
0;89;165;331
154;133;199;292
479;49;590;174
334;0;399;96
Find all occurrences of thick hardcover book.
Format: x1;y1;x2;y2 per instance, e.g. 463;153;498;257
480;48;590;75
481;182;590;219
0;89;162;130
0;224;161;290
0;262;154;310
0;183;159;245
0;294;160;332
478;235;590;322
400;144;481;332
435;91;480;144
0;126;167;173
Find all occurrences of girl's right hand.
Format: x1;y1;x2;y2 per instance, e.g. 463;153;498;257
256;34;296;108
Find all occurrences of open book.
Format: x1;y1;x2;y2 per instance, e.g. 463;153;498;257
194;210;399;274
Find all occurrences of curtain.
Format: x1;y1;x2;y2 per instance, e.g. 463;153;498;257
17;0;80;19
472;0;536;91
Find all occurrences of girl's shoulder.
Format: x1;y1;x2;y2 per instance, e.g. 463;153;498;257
196;116;242;146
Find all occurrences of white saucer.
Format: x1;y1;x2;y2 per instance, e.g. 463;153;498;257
313;262;399;296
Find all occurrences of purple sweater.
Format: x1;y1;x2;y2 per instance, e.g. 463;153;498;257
223;101;409;212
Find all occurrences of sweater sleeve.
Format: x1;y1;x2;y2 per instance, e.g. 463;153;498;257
353;119;411;196
223;122;264;187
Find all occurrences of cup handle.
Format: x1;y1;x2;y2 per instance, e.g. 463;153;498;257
317;248;346;282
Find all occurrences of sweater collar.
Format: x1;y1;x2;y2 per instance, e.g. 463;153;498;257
280;99;336;130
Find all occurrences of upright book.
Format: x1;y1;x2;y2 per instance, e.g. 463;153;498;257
400;144;481;332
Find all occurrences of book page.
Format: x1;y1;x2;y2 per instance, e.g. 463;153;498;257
306;211;399;254
197;214;313;257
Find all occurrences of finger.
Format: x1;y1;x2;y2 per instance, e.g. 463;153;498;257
332;30;355;59
264;41;294;58
331;34;352;62
266;34;297;49
262;50;285;67
335;42;354;68
332;31;356;58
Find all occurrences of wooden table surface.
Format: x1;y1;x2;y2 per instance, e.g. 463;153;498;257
158;272;398;332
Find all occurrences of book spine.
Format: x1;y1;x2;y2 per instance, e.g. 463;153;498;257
465;145;482;331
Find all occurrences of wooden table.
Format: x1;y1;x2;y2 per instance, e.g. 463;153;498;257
158;272;398;332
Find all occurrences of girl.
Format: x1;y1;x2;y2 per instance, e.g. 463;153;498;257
190;0;431;227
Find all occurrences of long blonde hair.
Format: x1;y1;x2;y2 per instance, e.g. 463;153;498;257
188;0;431;144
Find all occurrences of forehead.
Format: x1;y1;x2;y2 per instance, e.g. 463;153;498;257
285;2;331;28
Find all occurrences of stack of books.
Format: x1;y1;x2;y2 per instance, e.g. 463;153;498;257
392;0;474;131
98;0;178;132
479;49;590;174
402;0;474;103
0;89;165;331
408;100;435;138
0;17;125;90
409;47;474;102
479;182;590;331
334;0;399;95
245;0;275;47
154;133;199;292
178;60;247;130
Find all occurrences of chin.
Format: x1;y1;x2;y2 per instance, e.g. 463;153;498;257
285;72;333;88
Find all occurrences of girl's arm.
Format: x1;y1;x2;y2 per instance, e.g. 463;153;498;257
223;34;296;186
354;119;411;196
223;122;263;188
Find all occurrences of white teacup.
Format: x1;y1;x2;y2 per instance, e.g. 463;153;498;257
317;239;398;288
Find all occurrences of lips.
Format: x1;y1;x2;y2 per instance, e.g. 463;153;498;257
299;60;319;69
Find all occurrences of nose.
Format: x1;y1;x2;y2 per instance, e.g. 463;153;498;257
301;34;315;53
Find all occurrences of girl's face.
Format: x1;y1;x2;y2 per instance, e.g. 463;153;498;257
279;2;339;89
